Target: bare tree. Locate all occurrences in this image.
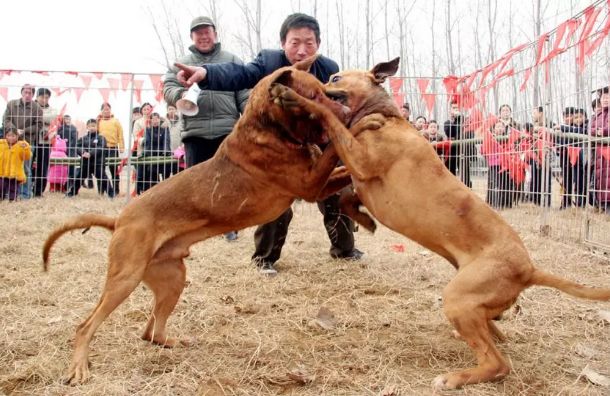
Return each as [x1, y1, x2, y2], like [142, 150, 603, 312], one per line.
[335, 0, 347, 68]
[365, 0, 372, 68]
[146, 2, 186, 69]
[445, 0, 456, 75]
[232, 0, 262, 60]
[431, 0, 438, 119]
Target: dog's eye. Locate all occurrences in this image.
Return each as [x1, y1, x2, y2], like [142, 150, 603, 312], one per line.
[331, 75, 342, 83]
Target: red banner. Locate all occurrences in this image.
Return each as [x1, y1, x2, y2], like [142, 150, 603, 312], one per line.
[576, 5, 602, 71]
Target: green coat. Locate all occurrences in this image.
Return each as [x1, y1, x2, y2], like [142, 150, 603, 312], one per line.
[164, 43, 249, 141]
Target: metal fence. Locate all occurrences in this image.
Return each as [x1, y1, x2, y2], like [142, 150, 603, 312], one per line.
[1, 0, 609, 255]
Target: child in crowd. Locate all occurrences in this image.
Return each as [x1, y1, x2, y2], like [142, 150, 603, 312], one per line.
[0, 127, 32, 201]
[66, 119, 114, 197]
[47, 135, 69, 192]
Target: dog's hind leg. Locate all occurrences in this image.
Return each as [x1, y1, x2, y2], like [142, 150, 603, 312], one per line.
[433, 269, 511, 389]
[339, 188, 376, 232]
[65, 235, 149, 384]
[141, 257, 188, 347]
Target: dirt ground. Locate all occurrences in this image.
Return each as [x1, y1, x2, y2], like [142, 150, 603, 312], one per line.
[0, 191, 609, 395]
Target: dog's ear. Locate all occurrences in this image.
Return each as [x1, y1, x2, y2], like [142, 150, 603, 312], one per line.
[270, 69, 293, 87]
[370, 57, 400, 84]
[293, 54, 320, 72]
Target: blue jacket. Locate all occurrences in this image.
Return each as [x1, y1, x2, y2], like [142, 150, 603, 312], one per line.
[199, 49, 340, 91]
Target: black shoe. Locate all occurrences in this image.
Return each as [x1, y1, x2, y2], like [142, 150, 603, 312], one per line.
[331, 248, 364, 260]
[224, 231, 238, 241]
[253, 258, 277, 276]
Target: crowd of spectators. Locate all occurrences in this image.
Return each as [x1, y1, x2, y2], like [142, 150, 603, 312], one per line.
[0, 84, 184, 200]
[403, 85, 610, 213]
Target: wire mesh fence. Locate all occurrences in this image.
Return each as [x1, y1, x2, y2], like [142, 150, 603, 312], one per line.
[1, 0, 609, 256]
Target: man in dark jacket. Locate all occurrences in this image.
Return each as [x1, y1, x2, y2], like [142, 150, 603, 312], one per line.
[66, 119, 114, 197]
[444, 101, 472, 188]
[175, 13, 363, 275]
[164, 15, 249, 241]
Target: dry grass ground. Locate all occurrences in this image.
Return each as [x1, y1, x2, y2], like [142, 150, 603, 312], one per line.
[0, 190, 609, 395]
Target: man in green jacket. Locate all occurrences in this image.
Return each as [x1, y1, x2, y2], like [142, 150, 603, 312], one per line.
[164, 16, 249, 241]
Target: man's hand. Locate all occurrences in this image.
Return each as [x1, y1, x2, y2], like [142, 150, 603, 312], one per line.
[82, 152, 91, 159]
[174, 63, 207, 88]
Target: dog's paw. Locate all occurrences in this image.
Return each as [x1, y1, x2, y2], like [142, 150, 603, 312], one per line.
[63, 359, 91, 385]
[269, 83, 299, 109]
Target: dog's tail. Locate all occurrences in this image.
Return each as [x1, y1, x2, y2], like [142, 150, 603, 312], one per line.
[43, 214, 116, 271]
[528, 269, 610, 301]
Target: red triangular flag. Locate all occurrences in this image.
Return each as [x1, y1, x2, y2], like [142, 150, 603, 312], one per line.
[72, 87, 85, 103]
[133, 79, 144, 103]
[416, 78, 430, 93]
[99, 88, 111, 103]
[80, 74, 92, 89]
[93, 72, 104, 80]
[107, 77, 120, 92]
[154, 80, 164, 102]
[422, 93, 436, 113]
[65, 71, 79, 76]
[576, 6, 602, 71]
[149, 74, 162, 90]
[121, 73, 132, 90]
[388, 77, 403, 93]
[33, 71, 50, 76]
[443, 75, 459, 96]
[0, 87, 8, 102]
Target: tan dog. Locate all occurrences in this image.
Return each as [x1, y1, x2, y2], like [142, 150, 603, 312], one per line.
[42, 57, 362, 384]
[270, 57, 610, 390]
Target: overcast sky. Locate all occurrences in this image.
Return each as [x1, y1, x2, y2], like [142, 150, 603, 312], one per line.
[0, 0, 164, 74]
[0, 0, 604, 133]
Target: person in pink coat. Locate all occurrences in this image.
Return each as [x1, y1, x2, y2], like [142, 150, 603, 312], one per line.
[47, 135, 69, 192]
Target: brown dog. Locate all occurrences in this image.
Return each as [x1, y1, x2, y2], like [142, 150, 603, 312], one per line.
[42, 57, 363, 384]
[270, 58, 610, 390]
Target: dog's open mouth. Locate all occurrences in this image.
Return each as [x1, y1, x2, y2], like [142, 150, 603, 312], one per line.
[325, 89, 347, 106]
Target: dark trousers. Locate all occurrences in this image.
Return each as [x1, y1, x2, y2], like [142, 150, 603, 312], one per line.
[528, 160, 552, 207]
[486, 165, 514, 209]
[183, 135, 227, 167]
[68, 159, 114, 197]
[33, 143, 50, 196]
[0, 177, 19, 201]
[137, 161, 171, 194]
[446, 146, 472, 188]
[252, 191, 356, 264]
[106, 147, 121, 195]
[559, 148, 586, 207]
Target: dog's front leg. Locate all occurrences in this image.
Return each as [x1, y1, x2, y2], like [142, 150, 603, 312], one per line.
[316, 165, 352, 200]
[297, 143, 342, 202]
